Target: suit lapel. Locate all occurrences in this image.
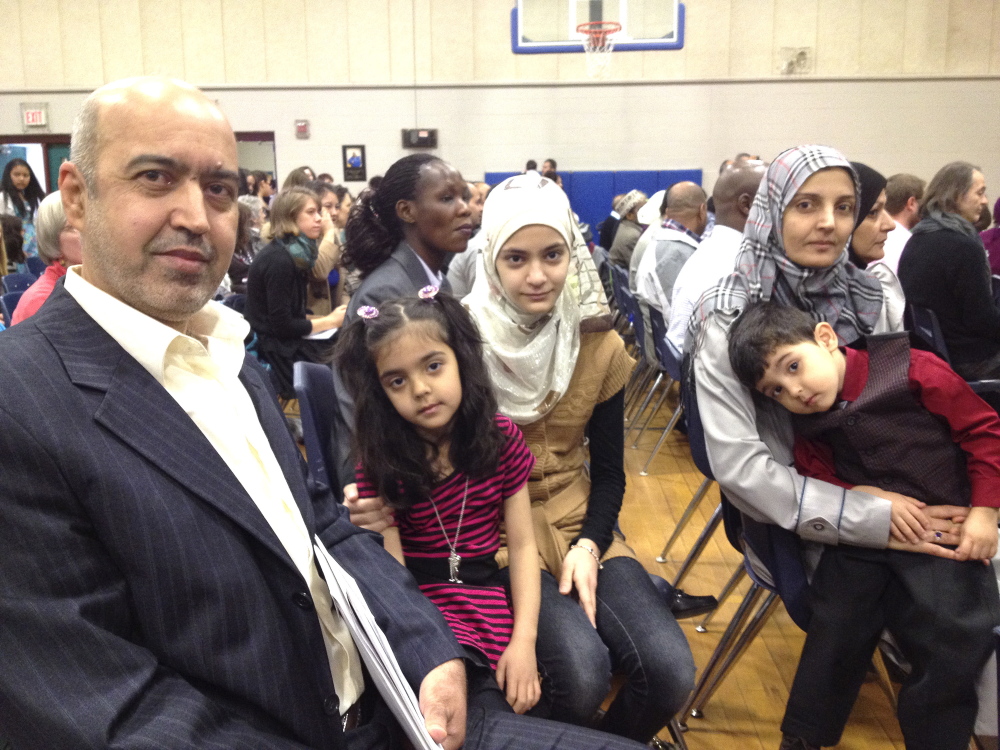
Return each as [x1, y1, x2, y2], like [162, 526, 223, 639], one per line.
[393, 242, 453, 294]
[36, 287, 297, 570]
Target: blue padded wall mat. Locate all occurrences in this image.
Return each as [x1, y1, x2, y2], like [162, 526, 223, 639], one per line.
[482, 169, 703, 246]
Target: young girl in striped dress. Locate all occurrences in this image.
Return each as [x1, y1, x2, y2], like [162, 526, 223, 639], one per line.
[335, 288, 542, 715]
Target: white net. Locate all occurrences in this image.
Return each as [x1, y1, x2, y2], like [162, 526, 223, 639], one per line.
[579, 22, 619, 79]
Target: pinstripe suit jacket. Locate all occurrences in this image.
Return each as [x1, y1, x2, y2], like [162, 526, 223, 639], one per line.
[0, 286, 463, 749]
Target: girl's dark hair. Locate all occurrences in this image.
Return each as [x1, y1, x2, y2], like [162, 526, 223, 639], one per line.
[1, 159, 45, 218]
[332, 184, 350, 202]
[335, 292, 506, 509]
[343, 153, 443, 278]
[0, 214, 26, 264]
[235, 201, 253, 251]
[304, 179, 335, 198]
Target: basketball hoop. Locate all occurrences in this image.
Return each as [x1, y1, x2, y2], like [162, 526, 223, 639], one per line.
[577, 21, 621, 79]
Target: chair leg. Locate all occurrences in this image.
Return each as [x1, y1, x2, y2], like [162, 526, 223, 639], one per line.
[670, 502, 721, 589]
[625, 373, 663, 442]
[638, 403, 685, 476]
[666, 717, 689, 750]
[695, 565, 747, 633]
[625, 373, 667, 445]
[624, 359, 649, 403]
[871, 648, 898, 708]
[625, 367, 654, 421]
[656, 477, 713, 562]
[678, 581, 765, 728]
[629, 377, 673, 449]
[687, 591, 781, 719]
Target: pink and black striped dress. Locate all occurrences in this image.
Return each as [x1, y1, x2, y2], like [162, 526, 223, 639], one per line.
[356, 415, 535, 669]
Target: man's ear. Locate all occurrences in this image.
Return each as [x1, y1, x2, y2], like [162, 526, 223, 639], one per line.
[59, 162, 87, 233]
[738, 192, 753, 217]
[906, 195, 919, 214]
[814, 321, 839, 352]
[396, 198, 417, 226]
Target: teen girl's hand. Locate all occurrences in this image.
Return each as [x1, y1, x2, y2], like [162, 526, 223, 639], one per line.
[559, 539, 601, 627]
[955, 506, 999, 563]
[495, 637, 541, 714]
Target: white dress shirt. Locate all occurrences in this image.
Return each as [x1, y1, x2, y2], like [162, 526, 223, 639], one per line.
[64, 267, 364, 710]
[666, 224, 744, 353]
[881, 223, 912, 276]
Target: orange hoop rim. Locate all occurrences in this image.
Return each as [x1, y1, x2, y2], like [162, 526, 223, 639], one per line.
[577, 20, 622, 47]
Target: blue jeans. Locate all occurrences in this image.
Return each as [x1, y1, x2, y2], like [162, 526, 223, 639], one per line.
[529, 557, 696, 743]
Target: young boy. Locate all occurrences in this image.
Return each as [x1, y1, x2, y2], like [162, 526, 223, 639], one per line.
[728, 301, 1000, 750]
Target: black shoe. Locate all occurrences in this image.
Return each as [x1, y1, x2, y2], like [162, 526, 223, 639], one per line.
[669, 589, 718, 620]
[779, 735, 821, 750]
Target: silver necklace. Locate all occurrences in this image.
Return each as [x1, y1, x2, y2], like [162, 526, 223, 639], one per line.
[427, 477, 470, 583]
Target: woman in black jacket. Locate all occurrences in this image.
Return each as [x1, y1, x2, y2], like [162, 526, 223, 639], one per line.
[246, 186, 345, 397]
[898, 161, 998, 380]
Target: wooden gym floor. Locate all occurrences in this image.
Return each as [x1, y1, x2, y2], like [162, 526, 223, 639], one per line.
[621, 388, 908, 750]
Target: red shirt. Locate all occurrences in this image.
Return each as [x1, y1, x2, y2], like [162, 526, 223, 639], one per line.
[11, 263, 67, 325]
[794, 346, 1000, 508]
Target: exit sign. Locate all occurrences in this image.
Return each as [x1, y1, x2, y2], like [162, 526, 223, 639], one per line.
[20, 103, 48, 131]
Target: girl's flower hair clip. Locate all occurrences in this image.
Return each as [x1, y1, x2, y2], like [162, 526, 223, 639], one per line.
[357, 305, 379, 320]
[418, 285, 440, 301]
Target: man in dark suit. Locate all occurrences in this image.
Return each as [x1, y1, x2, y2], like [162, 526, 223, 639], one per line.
[0, 77, 645, 750]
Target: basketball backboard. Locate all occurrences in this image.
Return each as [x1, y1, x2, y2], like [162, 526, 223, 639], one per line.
[511, 0, 685, 54]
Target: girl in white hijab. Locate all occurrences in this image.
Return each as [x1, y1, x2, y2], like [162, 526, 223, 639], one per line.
[465, 172, 695, 744]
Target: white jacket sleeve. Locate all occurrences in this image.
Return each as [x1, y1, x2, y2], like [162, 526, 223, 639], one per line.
[693, 311, 892, 548]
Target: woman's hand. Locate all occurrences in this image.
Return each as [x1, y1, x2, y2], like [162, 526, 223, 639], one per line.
[559, 539, 600, 627]
[495, 637, 541, 714]
[326, 304, 347, 330]
[855, 485, 931, 544]
[955, 506, 999, 563]
[343, 484, 394, 532]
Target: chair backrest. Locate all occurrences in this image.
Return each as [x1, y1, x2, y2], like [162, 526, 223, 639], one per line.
[648, 307, 682, 381]
[905, 304, 951, 365]
[619, 285, 649, 357]
[610, 264, 630, 314]
[293, 361, 340, 495]
[25, 256, 46, 277]
[0, 291, 24, 322]
[2, 273, 36, 293]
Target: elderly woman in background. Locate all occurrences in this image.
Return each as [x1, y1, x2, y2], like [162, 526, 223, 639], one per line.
[11, 192, 82, 324]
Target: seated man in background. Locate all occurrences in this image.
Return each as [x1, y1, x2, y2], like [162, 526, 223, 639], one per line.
[667, 161, 766, 353]
[898, 161, 1000, 381]
[628, 189, 667, 292]
[10, 190, 83, 324]
[882, 173, 925, 275]
[635, 181, 706, 319]
[598, 193, 625, 251]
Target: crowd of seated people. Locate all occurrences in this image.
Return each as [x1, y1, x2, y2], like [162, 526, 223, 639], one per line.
[3, 74, 1000, 750]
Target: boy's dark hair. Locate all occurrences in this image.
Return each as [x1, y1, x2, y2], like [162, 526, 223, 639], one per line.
[728, 302, 818, 389]
[335, 292, 506, 509]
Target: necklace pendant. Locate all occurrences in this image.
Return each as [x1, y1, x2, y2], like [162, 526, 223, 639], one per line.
[448, 551, 462, 583]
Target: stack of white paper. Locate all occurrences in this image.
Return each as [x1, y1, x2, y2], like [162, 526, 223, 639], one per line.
[313, 542, 443, 750]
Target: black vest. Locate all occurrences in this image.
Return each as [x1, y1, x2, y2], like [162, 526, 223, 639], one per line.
[793, 333, 970, 507]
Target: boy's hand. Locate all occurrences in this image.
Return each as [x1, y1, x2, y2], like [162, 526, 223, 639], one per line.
[955, 506, 999, 562]
[495, 637, 541, 714]
[854, 485, 929, 543]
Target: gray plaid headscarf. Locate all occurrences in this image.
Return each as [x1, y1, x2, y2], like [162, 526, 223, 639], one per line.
[688, 144, 884, 351]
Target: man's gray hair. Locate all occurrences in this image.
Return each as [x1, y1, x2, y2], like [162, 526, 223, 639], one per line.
[34, 191, 68, 264]
[921, 161, 980, 218]
[70, 93, 102, 195]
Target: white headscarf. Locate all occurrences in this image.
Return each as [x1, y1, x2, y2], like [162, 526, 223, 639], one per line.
[465, 173, 611, 424]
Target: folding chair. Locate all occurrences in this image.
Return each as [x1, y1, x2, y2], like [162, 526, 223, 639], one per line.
[1, 272, 36, 293]
[293, 361, 343, 499]
[0, 291, 24, 322]
[905, 305, 1000, 398]
[634, 308, 686, 476]
[25, 256, 46, 277]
